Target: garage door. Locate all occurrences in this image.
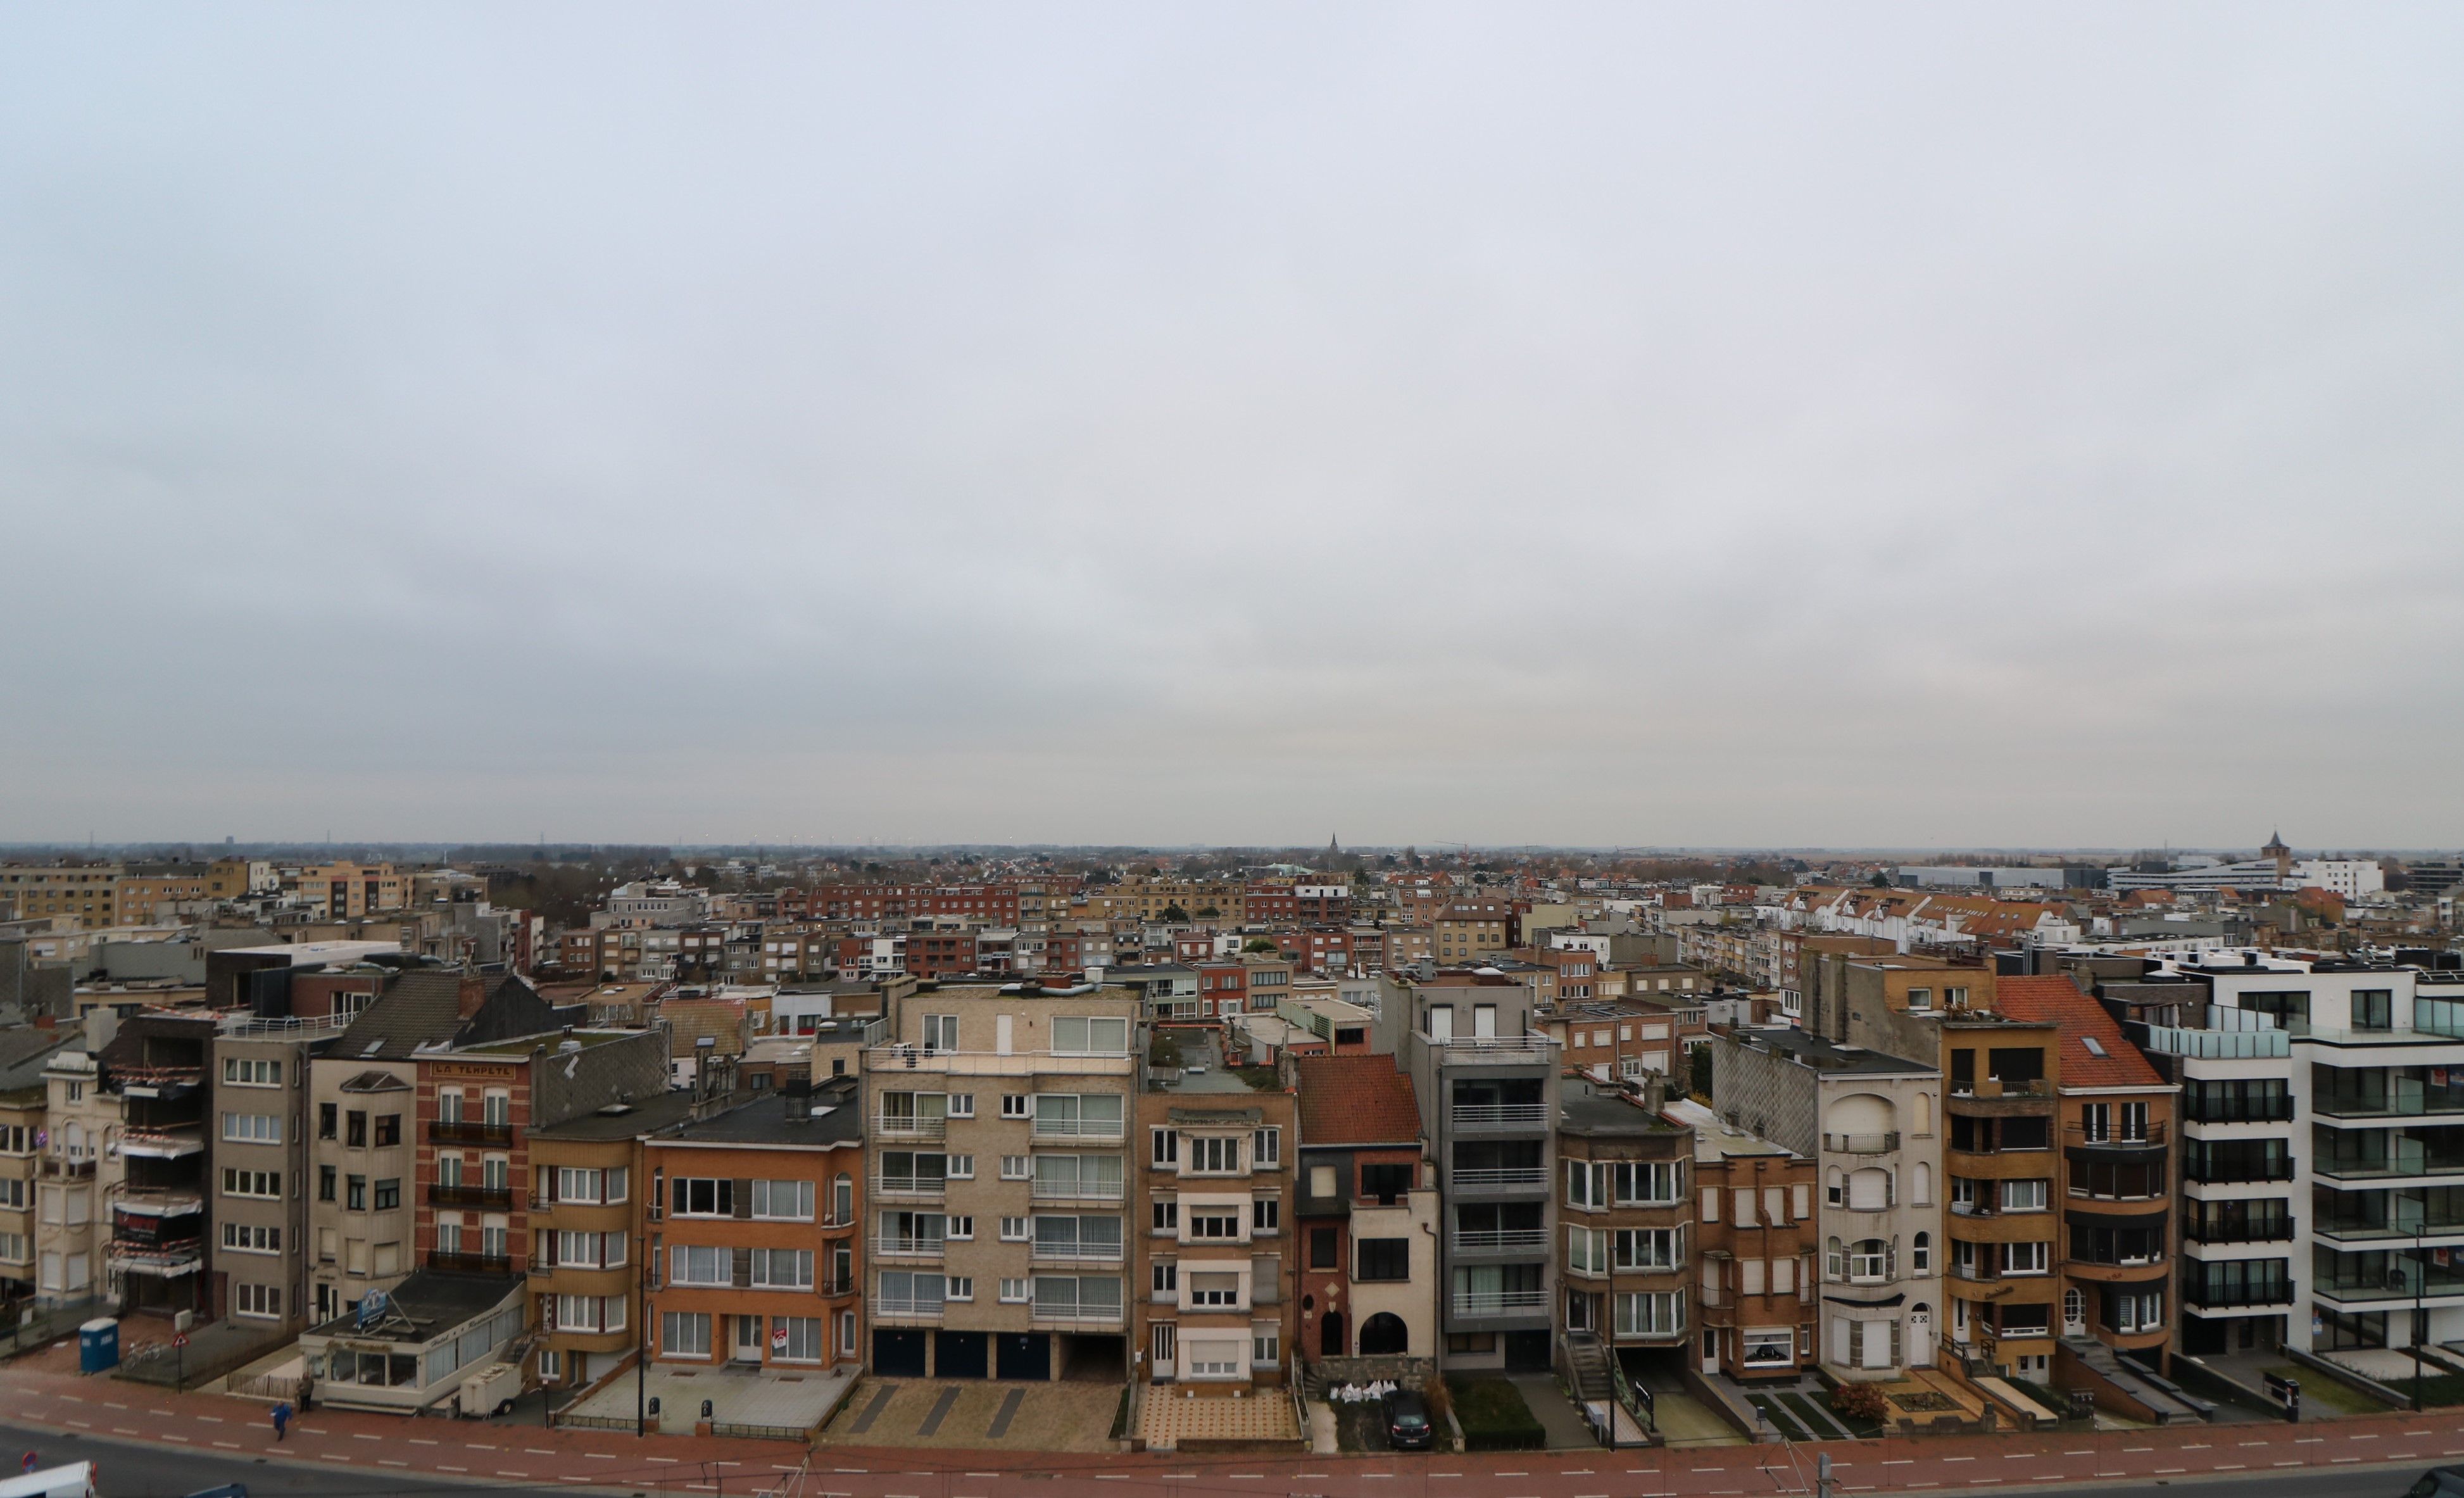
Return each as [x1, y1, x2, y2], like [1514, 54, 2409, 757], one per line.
[996, 1331, 1050, 1380]
[873, 1329, 927, 1378]
[935, 1331, 989, 1379]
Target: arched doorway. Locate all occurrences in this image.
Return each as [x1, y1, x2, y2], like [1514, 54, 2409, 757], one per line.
[1358, 1312, 1408, 1356]
[1320, 1311, 1345, 1357]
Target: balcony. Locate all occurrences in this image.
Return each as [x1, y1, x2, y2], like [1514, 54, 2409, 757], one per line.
[2184, 1281, 2296, 1310]
[1452, 1104, 1550, 1131]
[2065, 1122, 2168, 1151]
[428, 1250, 514, 1275]
[1030, 1117, 1128, 1143]
[1824, 1131, 1901, 1155]
[873, 1173, 948, 1200]
[819, 1275, 857, 1297]
[1452, 1228, 1549, 1254]
[1450, 1167, 1548, 1195]
[2188, 1218, 2294, 1244]
[427, 1183, 513, 1210]
[864, 1045, 1133, 1078]
[872, 1295, 946, 1322]
[1029, 1178, 1126, 1203]
[2142, 1025, 2289, 1061]
[429, 1120, 514, 1146]
[108, 1238, 203, 1277]
[1028, 1240, 1126, 1265]
[872, 1235, 947, 1260]
[1450, 1288, 1549, 1317]
[38, 1156, 96, 1180]
[873, 1113, 947, 1141]
[1030, 1300, 1126, 1326]
[2186, 1098, 2296, 1124]
[1428, 1034, 1556, 1066]
[119, 1129, 204, 1160]
[2185, 1156, 2296, 1185]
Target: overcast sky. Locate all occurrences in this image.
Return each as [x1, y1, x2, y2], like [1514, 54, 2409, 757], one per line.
[3, 4, 2460, 852]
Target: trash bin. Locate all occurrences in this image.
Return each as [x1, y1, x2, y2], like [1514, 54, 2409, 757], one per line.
[79, 1318, 120, 1374]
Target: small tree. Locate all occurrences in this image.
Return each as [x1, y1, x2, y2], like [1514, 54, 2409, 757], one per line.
[1830, 1381, 1889, 1425]
[1688, 1045, 1714, 1103]
[1194, 905, 1219, 919]
[1161, 903, 1190, 923]
[1243, 936, 1279, 954]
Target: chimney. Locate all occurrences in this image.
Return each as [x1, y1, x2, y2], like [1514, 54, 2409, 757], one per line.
[457, 973, 487, 1018]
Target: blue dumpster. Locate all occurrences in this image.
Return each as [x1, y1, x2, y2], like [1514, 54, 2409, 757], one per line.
[79, 1318, 119, 1373]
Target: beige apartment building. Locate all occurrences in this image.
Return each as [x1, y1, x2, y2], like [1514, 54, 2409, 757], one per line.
[211, 1013, 344, 1332]
[0, 1031, 73, 1299]
[34, 1048, 113, 1307]
[291, 864, 409, 921]
[0, 867, 124, 930]
[863, 979, 1140, 1380]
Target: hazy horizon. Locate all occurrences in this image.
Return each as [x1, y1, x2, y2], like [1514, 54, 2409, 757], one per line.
[5, 4, 2460, 848]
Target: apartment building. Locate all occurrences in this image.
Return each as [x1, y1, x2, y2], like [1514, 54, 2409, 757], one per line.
[291, 862, 408, 920]
[642, 1078, 866, 1377]
[1995, 978, 2178, 1369]
[862, 979, 1140, 1380]
[1714, 1027, 1941, 1382]
[1134, 1033, 1297, 1392]
[34, 1046, 110, 1307]
[1292, 1054, 1436, 1364]
[101, 1012, 216, 1320]
[0, 866, 124, 930]
[1434, 902, 1512, 965]
[1556, 1076, 1691, 1390]
[0, 1029, 74, 1300]
[1545, 1000, 1689, 1080]
[1378, 969, 1561, 1371]
[210, 1011, 346, 1333]
[309, 970, 560, 1321]
[1665, 1097, 1816, 1381]
[414, 1026, 669, 1283]
[522, 1086, 686, 1388]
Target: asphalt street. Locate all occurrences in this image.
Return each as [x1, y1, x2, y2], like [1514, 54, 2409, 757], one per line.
[3, 1419, 2448, 1498]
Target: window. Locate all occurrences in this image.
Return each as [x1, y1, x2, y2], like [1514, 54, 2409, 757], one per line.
[222, 1112, 281, 1144]
[1002, 1155, 1031, 1181]
[437, 1090, 465, 1124]
[1253, 1327, 1280, 1364]
[2106, 1287, 2164, 1334]
[1188, 1211, 1242, 1240]
[921, 1014, 959, 1052]
[483, 1092, 510, 1127]
[234, 1283, 281, 1319]
[947, 1093, 976, 1119]
[318, 1165, 336, 1202]
[1189, 1271, 1241, 1307]
[558, 1168, 603, 1204]
[2005, 1241, 2049, 1275]
[752, 1249, 814, 1289]
[223, 1168, 280, 1199]
[1252, 1128, 1280, 1166]
[1309, 1227, 1338, 1270]
[1741, 1329, 1794, 1367]
[1252, 1198, 1279, 1232]
[1847, 1238, 1889, 1282]
[753, 1180, 815, 1220]
[1004, 1095, 1033, 1119]
[1152, 1261, 1178, 1295]
[1357, 1238, 1411, 1281]
[1050, 1016, 1129, 1055]
[1001, 1278, 1029, 1303]
[1614, 1228, 1680, 1270]
[2353, 989, 2394, 1031]
[1911, 1231, 1930, 1275]
[222, 1222, 280, 1253]
[772, 1316, 822, 1361]
[223, 1057, 280, 1086]
[662, 1311, 712, 1356]
[1615, 1292, 1684, 1337]
[1359, 1162, 1413, 1201]
[1188, 1136, 1241, 1173]
[374, 1178, 400, 1211]
[670, 1245, 729, 1285]
[673, 1178, 736, 1216]
[1905, 988, 1932, 1012]
[1151, 1200, 1178, 1232]
[346, 1111, 366, 1147]
[318, 1103, 337, 1140]
[947, 1215, 974, 1240]
[2001, 1179, 2048, 1212]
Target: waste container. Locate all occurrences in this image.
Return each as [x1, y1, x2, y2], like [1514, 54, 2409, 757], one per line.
[79, 1319, 120, 1374]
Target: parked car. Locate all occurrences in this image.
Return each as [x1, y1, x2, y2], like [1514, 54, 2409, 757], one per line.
[1385, 1389, 1435, 1451]
[2404, 1470, 2464, 1498]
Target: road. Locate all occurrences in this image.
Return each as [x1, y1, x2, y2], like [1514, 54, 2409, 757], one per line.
[3, 1419, 2448, 1498]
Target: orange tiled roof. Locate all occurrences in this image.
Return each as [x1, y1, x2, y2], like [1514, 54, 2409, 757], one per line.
[1293, 1054, 1422, 1146]
[1994, 976, 2161, 1089]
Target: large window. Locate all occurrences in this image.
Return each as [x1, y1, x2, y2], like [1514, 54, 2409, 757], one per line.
[753, 1180, 815, 1220]
[1050, 1016, 1130, 1055]
[1356, 1238, 1411, 1281]
[662, 1311, 712, 1356]
[671, 1177, 735, 1216]
[1034, 1215, 1123, 1257]
[222, 1112, 281, 1144]
[1568, 1160, 1683, 1207]
[1616, 1292, 1684, 1336]
[752, 1249, 813, 1289]
[670, 1244, 729, 1285]
[771, 1316, 822, 1361]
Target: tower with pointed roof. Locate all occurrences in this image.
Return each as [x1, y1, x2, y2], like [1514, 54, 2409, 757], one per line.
[2262, 830, 2292, 883]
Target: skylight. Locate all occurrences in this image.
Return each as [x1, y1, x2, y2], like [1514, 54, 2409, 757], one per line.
[2082, 1036, 2108, 1057]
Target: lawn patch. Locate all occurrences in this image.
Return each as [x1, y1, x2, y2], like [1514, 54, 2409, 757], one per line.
[1443, 1374, 1547, 1452]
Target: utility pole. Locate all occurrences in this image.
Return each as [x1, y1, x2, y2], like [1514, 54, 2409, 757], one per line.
[1816, 1452, 1836, 1497]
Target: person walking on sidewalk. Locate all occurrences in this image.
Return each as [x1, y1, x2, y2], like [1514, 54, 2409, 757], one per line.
[271, 1402, 292, 1442]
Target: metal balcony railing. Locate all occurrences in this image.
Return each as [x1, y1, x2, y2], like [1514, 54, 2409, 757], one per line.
[1029, 1300, 1126, 1325]
[1451, 1167, 1547, 1192]
[2065, 1122, 2169, 1149]
[1452, 1228, 1548, 1252]
[871, 1295, 945, 1319]
[1451, 1288, 1549, 1315]
[428, 1183, 513, 1209]
[873, 1173, 948, 1197]
[1029, 1178, 1126, 1201]
[1823, 1131, 1901, 1154]
[429, 1120, 513, 1145]
[872, 1113, 947, 1140]
[1029, 1116, 1127, 1140]
[872, 1235, 946, 1259]
[1452, 1104, 1550, 1129]
[1428, 1034, 1556, 1064]
[1029, 1240, 1126, 1263]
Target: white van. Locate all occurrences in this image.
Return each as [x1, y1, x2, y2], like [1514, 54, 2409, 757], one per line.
[0, 1464, 99, 1498]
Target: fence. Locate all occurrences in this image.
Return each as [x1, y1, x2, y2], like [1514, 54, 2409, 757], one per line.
[0, 1297, 108, 1359]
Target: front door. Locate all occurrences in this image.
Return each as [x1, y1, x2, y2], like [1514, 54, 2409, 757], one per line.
[1909, 1306, 1933, 1368]
[2063, 1288, 2087, 1338]
[1150, 1323, 1176, 1381]
[734, 1314, 764, 1363]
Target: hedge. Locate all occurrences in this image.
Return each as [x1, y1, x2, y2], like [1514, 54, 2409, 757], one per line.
[1443, 1374, 1547, 1452]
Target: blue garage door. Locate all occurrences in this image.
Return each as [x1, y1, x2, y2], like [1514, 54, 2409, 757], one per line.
[996, 1331, 1050, 1380]
[873, 1329, 928, 1378]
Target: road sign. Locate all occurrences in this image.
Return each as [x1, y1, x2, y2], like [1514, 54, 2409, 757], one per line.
[172, 1333, 188, 1349]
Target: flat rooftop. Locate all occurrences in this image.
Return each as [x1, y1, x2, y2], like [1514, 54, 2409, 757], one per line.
[1730, 1026, 1935, 1076]
[1558, 1075, 1683, 1133]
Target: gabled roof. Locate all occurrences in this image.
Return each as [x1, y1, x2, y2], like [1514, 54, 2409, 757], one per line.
[1293, 1055, 1421, 1146]
[1995, 975, 2162, 1089]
